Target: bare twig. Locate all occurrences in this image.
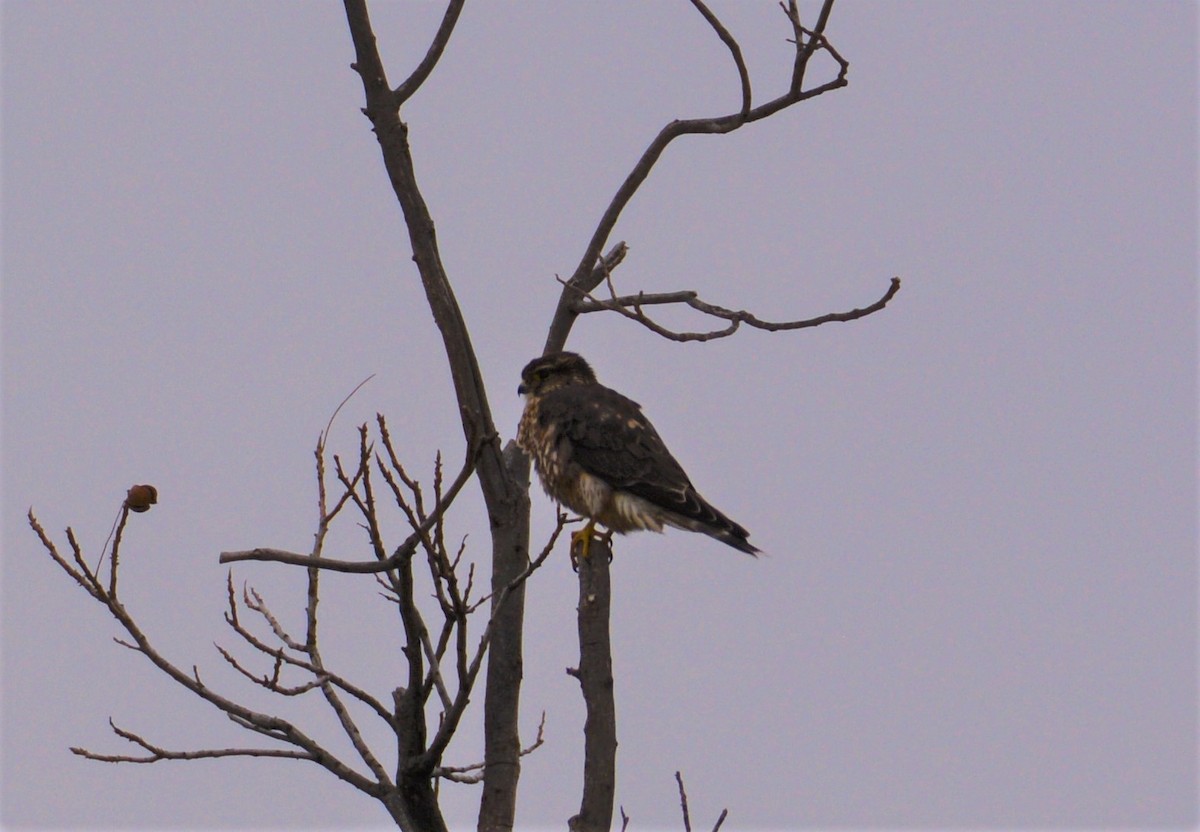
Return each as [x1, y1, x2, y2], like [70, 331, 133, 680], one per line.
[393, 0, 465, 104]
[688, 0, 751, 120]
[469, 510, 569, 614]
[677, 771, 693, 832]
[418, 511, 561, 769]
[221, 585, 394, 726]
[570, 276, 902, 342]
[213, 643, 329, 696]
[676, 771, 729, 832]
[433, 711, 547, 784]
[27, 511, 99, 600]
[71, 719, 316, 764]
[219, 433, 480, 572]
[243, 585, 305, 651]
[542, 0, 854, 361]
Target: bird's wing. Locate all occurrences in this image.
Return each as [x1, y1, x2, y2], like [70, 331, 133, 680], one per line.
[538, 384, 710, 518]
[538, 382, 759, 555]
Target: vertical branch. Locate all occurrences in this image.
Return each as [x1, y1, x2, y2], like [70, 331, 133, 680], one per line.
[478, 444, 531, 832]
[342, 5, 531, 828]
[568, 538, 616, 832]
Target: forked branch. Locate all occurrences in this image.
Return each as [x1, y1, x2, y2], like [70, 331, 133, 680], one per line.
[558, 0, 847, 313]
[676, 771, 729, 832]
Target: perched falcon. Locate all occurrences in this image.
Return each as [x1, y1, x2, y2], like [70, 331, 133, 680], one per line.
[517, 351, 760, 558]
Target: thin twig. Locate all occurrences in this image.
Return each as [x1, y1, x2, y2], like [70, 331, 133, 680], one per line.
[71, 719, 316, 764]
[393, 0, 465, 104]
[219, 433, 480, 572]
[689, 0, 751, 119]
[569, 276, 901, 342]
[433, 710, 547, 783]
[677, 771, 693, 832]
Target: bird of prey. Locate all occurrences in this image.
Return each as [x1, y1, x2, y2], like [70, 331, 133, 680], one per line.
[517, 351, 760, 559]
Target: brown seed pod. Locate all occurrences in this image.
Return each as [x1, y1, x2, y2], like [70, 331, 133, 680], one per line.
[125, 484, 158, 513]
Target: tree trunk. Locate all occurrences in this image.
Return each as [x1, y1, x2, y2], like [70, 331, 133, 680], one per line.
[569, 538, 616, 832]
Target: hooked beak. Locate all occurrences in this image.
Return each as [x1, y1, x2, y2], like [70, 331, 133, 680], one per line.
[517, 383, 527, 396]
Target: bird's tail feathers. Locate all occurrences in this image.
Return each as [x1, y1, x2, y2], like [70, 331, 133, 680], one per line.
[663, 498, 761, 557]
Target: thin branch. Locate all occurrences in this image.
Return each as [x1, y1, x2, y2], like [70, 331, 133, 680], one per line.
[27, 511, 99, 599]
[544, 242, 629, 355]
[243, 585, 305, 651]
[432, 710, 547, 784]
[33, 515, 385, 795]
[688, 0, 751, 120]
[793, 0, 837, 92]
[468, 510, 569, 614]
[214, 643, 329, 696]
[675, 771, 729, 832]
[218, 616, 395, 728]
[394, 0, 465, 104]
[553, 0, 849, 348]
[418, 518, 561, 768]
[219, 435, 480, 572]
[677, 771, 693, 832]
[106, 506, 131, 597]
[419, 623, 455, 713]
[67, 527, 101, 598]
[71, 719, 316, 764]
[570, 276, 901, 342]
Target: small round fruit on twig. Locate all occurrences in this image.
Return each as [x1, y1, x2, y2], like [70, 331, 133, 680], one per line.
[125, 484, 158, 513]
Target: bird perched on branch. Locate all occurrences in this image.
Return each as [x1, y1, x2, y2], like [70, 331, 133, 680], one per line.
[517, 351, 760, 560]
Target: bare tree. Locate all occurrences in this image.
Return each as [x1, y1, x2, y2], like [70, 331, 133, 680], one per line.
[30, 2, 898, 831]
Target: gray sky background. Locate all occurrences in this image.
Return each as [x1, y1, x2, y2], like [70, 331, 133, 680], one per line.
[2, 2, 1196, 830]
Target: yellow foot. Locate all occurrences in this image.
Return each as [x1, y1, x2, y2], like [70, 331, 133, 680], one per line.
[570, 522, 613, 571]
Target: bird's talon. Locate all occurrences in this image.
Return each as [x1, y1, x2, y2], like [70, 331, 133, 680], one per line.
[570, 522, 597, 569]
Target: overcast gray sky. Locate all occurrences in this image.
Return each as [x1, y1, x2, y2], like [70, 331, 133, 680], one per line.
[3, 2, 1196, 830]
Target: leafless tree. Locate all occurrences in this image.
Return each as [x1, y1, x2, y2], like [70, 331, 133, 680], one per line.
[30, 2, 898, 831]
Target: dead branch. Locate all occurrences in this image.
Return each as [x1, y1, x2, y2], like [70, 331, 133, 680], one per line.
[219, 428, 480, 572]
[675, 771, 729, 832]
[689, 0, 751, 120]
[677, 771, 692, 832]
[568, 536, 616, 832]
[569, 275, 902, 342]
[545, 0, 848, 357]
[469, 509, 569, 614]
[214, 642, 329, 696]
[27, 510, 100, 600]
[345, 9, 530, 825]
[31, 508, 384, 797]
[417, 507, 561, 769]
[433, 711, 547, 784]
[72, 719, 316, 764]
[393, 0, 464, 104]
[243, 585, 305, 651]
[221, 579, 394, 726]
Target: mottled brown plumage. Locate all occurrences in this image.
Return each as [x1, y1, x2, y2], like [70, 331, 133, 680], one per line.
[517, 351, 759, 556]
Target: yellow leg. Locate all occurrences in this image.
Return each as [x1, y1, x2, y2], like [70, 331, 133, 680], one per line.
[570, 521, 614, 570]
[570, 520, 596, 570]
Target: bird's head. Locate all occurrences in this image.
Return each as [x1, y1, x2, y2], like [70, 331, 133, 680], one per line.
[518, 351, 597, 397]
